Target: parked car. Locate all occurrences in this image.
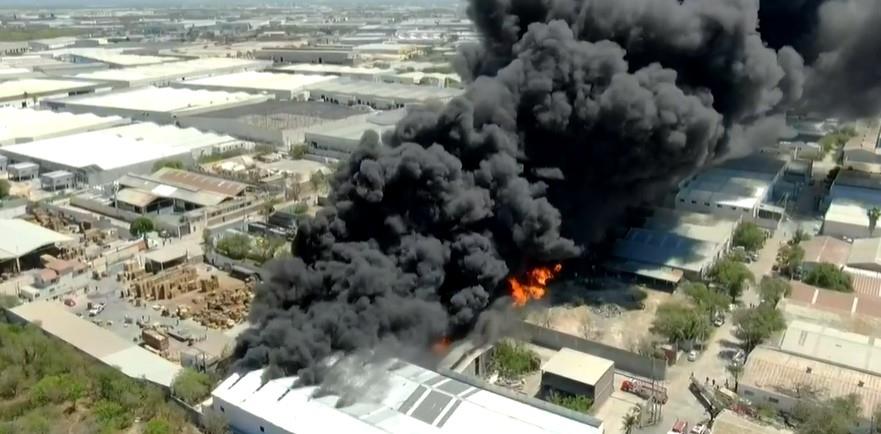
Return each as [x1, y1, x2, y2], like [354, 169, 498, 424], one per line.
[732, 350, 746, 365]
[690, 422, 710, 434]
[687, 350, 698, 362]
[713, 315, 725, 327]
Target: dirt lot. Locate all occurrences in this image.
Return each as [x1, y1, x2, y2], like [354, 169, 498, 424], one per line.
[525, 277, 674, 351]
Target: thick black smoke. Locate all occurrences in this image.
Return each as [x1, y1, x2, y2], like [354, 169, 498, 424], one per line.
[233, 0, 873, 382]
[759, 0, 881, 117]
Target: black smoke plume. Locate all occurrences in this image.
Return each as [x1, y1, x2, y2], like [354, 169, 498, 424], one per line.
[233, 0, 872, 382]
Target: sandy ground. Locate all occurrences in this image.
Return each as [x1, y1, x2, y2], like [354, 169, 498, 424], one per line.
[526, 278, 674, 351]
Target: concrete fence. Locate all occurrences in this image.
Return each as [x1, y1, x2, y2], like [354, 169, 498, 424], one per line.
[516, 321, 667, 380]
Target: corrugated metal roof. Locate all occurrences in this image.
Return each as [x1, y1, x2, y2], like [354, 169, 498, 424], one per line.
[117, 173, 228, 207]
[213, 362, 604, 434]
[116, 188, 158, 208]
[152, 167, 249, 197]
[0, 218, 73, 260]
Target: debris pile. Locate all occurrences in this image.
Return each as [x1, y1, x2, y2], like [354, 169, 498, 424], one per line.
[193, 282, 253, 329]
[121, 261, 202, 300]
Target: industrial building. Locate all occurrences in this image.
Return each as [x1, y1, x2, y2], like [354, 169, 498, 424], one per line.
[675, 154, 788, 226]
[307, 78, 462, 109]
[0, 123, 249, 185]
[179, 100, 363, 148]
[271, 63, 396, 81]
[114, 168, 250, 214]
[539, 348, 615, 408]
[44, 86, 272, 124]
[823, 170, 881, 239]
[8, 301, 182, 387]
[304, 110, 404, 161]
[353, 42, 426, 61]
[256, 46, 355, 65]
[63, 50, 182, 68]
[8, 162, 39, 181]
[212, 363, 605, 434]
[0, 218, 74, 272]
[40, 170, 76, 191]
[0, 107, 128, 146]
[0, 78, 108, 108]
[73, 58, 271, 87]
[842, 120, 881, 174]
[740, 323, 881, 432]
[609, 209, 737, 283]
[172, 71, 337, 100]
[0, 41, 29, 56]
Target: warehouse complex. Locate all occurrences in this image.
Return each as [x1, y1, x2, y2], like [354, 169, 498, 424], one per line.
[0, 78, 108, 108]
[308, 78, 462, 109]
[212, 363, 605, 434]
[271, 63, 396, 81]
[172, 71, 337, 100]
[304, 109, 404, 161]
[73, 57, 270, 87]
[43, 86, 272, 123]
[0, 107, 127, 145]
[0, 122, 249, 185]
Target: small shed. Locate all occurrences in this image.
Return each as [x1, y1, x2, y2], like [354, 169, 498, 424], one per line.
[40, 170, 75, 191]
[8, 161, 38, 181]
[540, 348, 615, 408]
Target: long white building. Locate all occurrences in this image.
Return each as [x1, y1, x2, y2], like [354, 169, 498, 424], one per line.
[0, 122, 250, 185]
[73, 57, 271, 87]
[212, 362, 604, 434]
[44, 86, 272, 124]
[0, 107, 127, 145]
[171, 71, 338, 100]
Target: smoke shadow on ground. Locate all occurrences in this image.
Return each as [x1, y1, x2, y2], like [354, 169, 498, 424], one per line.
[542, 278, 650, 311]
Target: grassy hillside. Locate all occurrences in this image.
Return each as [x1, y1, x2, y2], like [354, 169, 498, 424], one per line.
[0, 321, 201, 434]
[0, 27, 89, 42]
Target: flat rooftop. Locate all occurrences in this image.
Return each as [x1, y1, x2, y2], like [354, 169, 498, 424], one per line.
[178, 71, 337, 93]
[0, 107, 127, 144]
[9, 301, 182, 387]
[0, 78, 101, 101]
[779, 319, 881, 376]
[308, 78, 462, 102]
[47, 86, 269, 114]
[0, 218, 73, 261]
[272, 63, 395, 76]
[69, 50, 181, 67]
[541, 348, 613, 385]
[742, 346, 881, 420]
[214, 363, 604, 434]
[74, 57, 269, 84]
[1, 123, 239, 171]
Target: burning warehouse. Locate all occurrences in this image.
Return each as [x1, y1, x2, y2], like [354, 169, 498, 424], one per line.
[233, 0, 881, 400]
[211, 360, 605, 434]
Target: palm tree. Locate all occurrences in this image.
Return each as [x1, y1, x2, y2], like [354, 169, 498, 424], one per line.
[621, 406, 640, 434]
[869, 207, 881, 236]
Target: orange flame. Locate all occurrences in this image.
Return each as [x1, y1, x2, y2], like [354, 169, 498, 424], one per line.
[508, 264, 562, 306]
[432, 336, 452, 355]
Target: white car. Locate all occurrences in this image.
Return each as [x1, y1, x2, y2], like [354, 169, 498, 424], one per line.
[690, 423, 709, 434]
[687, 350, 698, 361]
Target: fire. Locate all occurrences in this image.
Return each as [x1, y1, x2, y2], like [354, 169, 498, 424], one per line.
[432, 336, 452, 355]
[508, 264, 562, 307]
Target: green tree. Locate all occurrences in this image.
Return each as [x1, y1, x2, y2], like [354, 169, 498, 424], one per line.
[825, 166, 841, 187]
[621, 406, 640, 434]
[734, 222, 766, 252]
[869, 207, 881, 236]
[732, 304, 786, 353]
[0, 179, 9, 200]
[253, 236, 285, 264]
[547, 391, 592, 413]
[791, 228, 811, 245]
[215, 233, 252, 260]
[152, 159, 184, 172]
[171, 368, 213, 405]
[290, 144, 308, 159]
[710, 259, 755, 301]
[804, 263, 853, 292]
[202, 410, 231, 434]
[777, 243, 805, 278]
[793, 394, 861, 434]
[489, 340, 540, 379]
[93, 399, 130, 431]
[759, 276, 791, 307]
[727, 362, 744, 392]
[651, 301, 711, 345]
[681, 281, 728, 316]
[310, 170, 328, 193]
[129, 217, 155, 238]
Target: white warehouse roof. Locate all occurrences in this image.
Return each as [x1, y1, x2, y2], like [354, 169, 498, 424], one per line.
[0, 219, 73, 260]
[0, 107, 127, 145]
[213, 363, 604, 434]
[47, 86, 270, 115]
[0, 78, 102, 102]
[272, 63, 395, 76]
[308, 78, 462, 103]
[74, 58, 270, 86]
[176, 71, 338, 94]
[1, 122, 240, 170]
[67, 49, 181, 67]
